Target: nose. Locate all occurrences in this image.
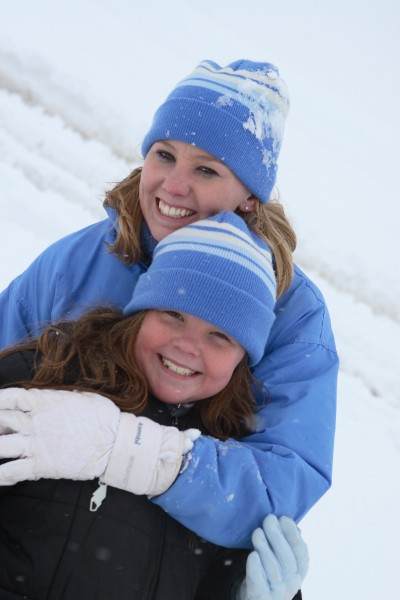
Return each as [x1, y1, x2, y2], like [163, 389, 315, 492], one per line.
[162, 167, 191, 197]
[173, 329, 201, 356]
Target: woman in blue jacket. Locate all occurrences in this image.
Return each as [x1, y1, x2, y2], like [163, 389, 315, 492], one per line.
[0, 213, 308, 599]
[0, 59, 338, 549]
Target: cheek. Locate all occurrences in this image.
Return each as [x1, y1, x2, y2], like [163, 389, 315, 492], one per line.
[208, 350, 243, 382]
[139, 172, 150, 203]
[135, 316, 170, 357]
[213, 185, 246, 212]
[139, 160, 157, 197]
[196, 191, 239, 217]
[132, 338, 145, 370]
[133, 322, 154, 367]
[138, 183, 147, 218]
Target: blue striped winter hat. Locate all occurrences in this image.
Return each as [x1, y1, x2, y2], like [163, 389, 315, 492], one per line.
[141, 59, 289, 204]
[124, 211, 276, 365]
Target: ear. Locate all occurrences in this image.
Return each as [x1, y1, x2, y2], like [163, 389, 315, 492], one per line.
[238, 197, 256, 213]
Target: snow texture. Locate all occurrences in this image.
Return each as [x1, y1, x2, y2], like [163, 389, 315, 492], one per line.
[0, 1, 399, 598]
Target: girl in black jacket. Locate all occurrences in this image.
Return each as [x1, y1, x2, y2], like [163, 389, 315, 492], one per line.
[0, 213, 307, 599]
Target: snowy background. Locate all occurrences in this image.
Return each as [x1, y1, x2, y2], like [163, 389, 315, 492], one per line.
[0, 1, 399, 598]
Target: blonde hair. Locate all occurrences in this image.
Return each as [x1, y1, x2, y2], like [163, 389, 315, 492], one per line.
[104, 167, 296, 297]
[0, 308, 259, 440]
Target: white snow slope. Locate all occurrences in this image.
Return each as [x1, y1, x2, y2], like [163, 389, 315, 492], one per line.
[0, 2, 399, 599]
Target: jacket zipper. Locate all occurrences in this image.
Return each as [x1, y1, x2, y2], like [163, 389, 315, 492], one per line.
[170, 403, 181, 426]
[89, 480, 108, 511]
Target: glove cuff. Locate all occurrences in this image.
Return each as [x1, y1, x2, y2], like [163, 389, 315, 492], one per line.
[101, 413, 195, 496]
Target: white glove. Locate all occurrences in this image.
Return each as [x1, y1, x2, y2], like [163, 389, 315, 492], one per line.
[0, 387, 200, 496]
[237, 515, 309, 600]
[100, 407, 200, 495]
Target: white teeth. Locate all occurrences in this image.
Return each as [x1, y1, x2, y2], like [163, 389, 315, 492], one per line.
[161, 357, 195, 376]
[159, 199, 194, 218]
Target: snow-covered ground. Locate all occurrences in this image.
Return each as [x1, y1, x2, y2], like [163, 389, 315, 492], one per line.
[1, 2, 399, 598]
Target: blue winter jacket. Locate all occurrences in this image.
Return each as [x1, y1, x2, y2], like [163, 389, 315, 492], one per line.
[0, 208, 338, 549]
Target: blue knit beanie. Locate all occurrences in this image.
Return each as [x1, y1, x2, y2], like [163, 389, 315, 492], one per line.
[124, 211, 276, 366]
[141, 59, 289, 204]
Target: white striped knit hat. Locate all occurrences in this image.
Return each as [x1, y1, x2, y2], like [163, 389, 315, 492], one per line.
[124, 211, 276, 365]
[141, 59, 289, 204]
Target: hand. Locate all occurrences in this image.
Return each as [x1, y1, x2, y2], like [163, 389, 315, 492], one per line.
[237, 515, 309, 600]
[0, 387, 200, 495]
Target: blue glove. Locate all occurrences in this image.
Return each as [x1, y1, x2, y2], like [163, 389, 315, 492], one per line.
[237, 515, 309, 600]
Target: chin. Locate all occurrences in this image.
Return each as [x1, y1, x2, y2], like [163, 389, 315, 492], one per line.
[161, 397, 191, 405]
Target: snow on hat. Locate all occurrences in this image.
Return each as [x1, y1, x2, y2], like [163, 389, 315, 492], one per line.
[124, 211, 276, 366]
[141, 59, 289, 204]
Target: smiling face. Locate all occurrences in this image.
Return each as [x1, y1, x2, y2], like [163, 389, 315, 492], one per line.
[139, 140, 255, 241]
[133, 310, 246, 405]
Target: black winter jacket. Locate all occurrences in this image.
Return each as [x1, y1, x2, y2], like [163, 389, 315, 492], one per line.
[0, 350, 249, 600]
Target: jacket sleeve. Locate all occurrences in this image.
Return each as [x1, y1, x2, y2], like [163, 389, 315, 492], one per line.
[0, 216, 141, 350]
[152, 269, 338, 549]
[0, 256, 60, 349]
[0, 227, 97, 349]
[0, 219, 86, 349]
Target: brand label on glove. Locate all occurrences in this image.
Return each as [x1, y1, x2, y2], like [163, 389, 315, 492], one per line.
[134, 423, 143, 445]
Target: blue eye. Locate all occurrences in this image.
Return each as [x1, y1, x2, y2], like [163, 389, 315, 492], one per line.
[197, 166, 218, 176]
[211, 331, 231, 343]
[156, 150, 175, 162]
[163, 310, 183, 321]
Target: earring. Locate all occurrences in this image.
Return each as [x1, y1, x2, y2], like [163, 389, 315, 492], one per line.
[240, 199, 254, 213]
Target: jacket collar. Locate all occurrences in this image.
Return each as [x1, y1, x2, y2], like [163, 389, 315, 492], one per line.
[105, 206, 158, 266]
[140, 221, 158, 265]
